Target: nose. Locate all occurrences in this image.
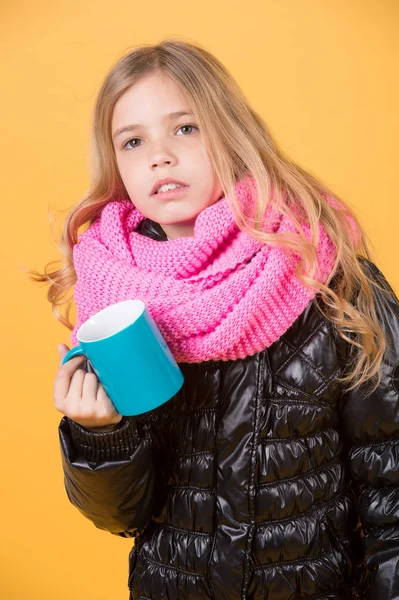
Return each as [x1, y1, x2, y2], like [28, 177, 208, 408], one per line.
[150, 145, 176, 169]
[151, 154, 175, 168]
[151, 158, 172, 168]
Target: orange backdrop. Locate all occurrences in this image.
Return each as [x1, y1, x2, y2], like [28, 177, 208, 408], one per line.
[1, 1, 398, 598]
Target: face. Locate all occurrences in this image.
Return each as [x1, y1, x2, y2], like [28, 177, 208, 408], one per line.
[111, 71, 223, 239]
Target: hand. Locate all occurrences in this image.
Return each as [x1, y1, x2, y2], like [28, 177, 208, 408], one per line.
[54, 344, 123, 431]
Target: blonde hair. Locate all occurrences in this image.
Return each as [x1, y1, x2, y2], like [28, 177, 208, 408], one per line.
[25, 38, 395, 395]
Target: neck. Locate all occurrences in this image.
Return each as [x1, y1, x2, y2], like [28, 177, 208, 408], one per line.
[161, 222, 195, 239]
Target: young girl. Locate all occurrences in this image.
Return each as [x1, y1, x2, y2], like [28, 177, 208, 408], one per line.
[30, 39, 399, 600]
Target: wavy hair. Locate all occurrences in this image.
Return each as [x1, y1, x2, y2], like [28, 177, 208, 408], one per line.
[25, 37, 395, 395]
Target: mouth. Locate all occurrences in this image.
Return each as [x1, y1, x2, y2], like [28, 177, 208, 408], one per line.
[151, 185, 190, 200]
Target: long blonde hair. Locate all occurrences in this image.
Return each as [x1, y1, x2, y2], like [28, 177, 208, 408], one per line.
[25, 38, 396, 395]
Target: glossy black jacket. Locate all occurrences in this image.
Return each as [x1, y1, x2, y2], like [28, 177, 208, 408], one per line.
[58, 218, 399, 600]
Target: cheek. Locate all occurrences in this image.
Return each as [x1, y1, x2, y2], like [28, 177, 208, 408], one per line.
[190, 156, 216, 188]
[184, 143, 209, 166]
[197, 146, 212, 167]
[119, 161, 144, 189]
[116, 157, 130, 181]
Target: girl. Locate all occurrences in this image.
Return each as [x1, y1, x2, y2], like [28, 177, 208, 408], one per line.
[29, 39, 399, 600]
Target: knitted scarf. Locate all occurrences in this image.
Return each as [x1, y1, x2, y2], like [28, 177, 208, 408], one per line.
[71, 176, 347, 363]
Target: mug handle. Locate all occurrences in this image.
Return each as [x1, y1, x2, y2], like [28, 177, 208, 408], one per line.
[61, 344, 86, 365]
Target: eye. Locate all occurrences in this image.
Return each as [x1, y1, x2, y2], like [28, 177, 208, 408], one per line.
[176, 124, 199, 136]
[121, 123, 199, 150]
[122, 137, 142, 150]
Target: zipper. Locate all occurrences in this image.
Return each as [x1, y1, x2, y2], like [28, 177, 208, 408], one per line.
[324, 516, 353, 574]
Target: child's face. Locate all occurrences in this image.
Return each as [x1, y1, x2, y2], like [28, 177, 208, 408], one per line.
[111, 71, 223, 239]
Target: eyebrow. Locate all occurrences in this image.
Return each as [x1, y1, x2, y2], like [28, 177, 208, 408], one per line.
[112, 111, 195, 140]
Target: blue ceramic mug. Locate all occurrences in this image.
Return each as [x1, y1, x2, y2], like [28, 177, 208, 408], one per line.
[61, 300, 184, 416]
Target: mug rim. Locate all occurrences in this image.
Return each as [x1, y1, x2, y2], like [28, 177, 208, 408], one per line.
[77, 299, 145, 343]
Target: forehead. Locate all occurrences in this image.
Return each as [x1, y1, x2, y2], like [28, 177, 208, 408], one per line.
[111, 73, 193, 134]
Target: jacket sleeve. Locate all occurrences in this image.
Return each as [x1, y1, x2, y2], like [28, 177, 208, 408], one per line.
[58, 413, 157, 538]
[339, 257, 399, 600]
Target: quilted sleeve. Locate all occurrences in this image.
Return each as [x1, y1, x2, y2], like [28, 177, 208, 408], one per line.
[339, 257, 399, 600]
[58, 413, 156, 538]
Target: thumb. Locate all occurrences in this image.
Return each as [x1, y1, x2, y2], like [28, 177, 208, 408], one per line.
[57, 343, 70, 363]
[57, 343, 86, 367]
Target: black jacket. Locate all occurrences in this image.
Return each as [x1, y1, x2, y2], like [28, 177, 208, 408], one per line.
[59, 218, 399, 600]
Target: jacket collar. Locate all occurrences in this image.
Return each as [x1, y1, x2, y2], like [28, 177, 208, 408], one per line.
[137, 218, 168, 241]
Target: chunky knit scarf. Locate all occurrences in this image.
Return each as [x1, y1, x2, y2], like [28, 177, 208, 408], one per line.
[71, 176, 346, 363]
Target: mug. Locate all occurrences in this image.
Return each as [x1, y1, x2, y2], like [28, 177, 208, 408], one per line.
[61, 300, 184, 416]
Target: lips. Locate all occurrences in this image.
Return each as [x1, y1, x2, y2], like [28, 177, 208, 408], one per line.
[151, 178, 189, 195]
[154, 184, 187, 195]
[153, 185, 189, 201]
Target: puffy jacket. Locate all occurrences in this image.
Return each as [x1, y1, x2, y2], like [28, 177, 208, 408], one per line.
[58, 218, 399, 600]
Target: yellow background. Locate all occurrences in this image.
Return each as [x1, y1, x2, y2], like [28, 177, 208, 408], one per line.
[1, 0, 398, 598]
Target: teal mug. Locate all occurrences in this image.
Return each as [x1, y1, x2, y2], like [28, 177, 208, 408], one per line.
[61, 300, 184, 416]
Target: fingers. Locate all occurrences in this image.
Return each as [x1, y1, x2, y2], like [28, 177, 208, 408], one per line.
[96, 381, 112, 406]
[54, 353, 87, 409]
[82, 371, 100, 401]
[68, 367, 86, 401]
[57, 343, 71, 366]
[54, 343, 123, 428]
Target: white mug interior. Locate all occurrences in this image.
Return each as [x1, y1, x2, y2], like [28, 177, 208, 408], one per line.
[77, 299, 145, 342]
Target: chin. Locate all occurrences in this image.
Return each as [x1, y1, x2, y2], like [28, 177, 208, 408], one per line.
[159, 210, 200, 225]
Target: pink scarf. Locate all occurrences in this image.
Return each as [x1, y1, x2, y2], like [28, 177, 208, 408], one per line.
[71, 176, 346, 363]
